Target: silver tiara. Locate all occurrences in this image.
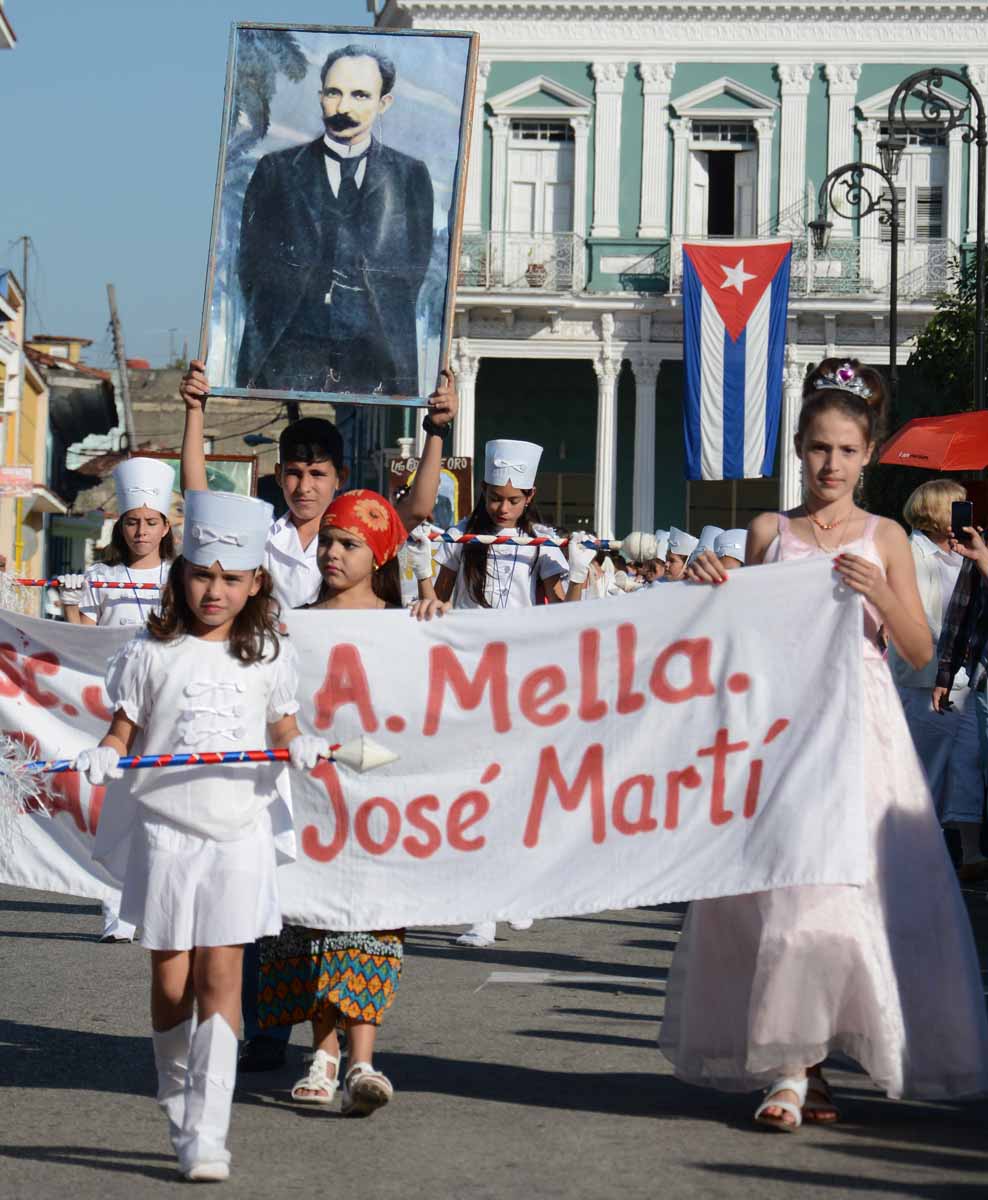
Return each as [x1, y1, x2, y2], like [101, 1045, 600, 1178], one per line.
[813, 362, 871, 399]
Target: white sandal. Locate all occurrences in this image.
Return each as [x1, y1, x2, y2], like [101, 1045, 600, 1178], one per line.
[290, 1049, 340, 1105]
[341, 1061, 394, 1118]
[753, 1076, 808, 1132]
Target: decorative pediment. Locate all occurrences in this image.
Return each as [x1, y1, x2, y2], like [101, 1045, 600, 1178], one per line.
[858, 82, 968, 122]
[672, 76, 779, 120]
[487, 75, 593, 119]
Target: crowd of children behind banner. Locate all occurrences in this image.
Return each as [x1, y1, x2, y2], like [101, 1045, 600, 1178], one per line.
[9, 354, 987, 1181]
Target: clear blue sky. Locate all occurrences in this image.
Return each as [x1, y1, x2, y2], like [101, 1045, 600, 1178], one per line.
[0, 0, 373, 367]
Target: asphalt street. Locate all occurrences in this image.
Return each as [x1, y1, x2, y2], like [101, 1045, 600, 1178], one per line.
[0, 883, 986, 1199]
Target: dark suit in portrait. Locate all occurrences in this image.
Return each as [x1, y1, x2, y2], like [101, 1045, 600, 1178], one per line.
[235, 136, 434, 395]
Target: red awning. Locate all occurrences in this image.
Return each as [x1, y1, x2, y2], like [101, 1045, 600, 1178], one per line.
[878, 411, 988, 471]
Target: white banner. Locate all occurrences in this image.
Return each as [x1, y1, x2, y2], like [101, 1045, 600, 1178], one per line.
[0, 559, 866, 925]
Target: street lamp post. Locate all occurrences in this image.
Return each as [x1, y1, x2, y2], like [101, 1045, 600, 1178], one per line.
[879, 68, 987, 410]
[809, 162, 903, 401]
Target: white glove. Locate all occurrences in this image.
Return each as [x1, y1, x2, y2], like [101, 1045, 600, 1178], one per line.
[59, 573, 87, 606]
[406, 528, 435, 582]
[288, 734, 329, 772]
[567, 531, 597, 585]
[75, 746, 123, 786]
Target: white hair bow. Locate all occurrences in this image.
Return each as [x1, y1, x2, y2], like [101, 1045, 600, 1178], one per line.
[493, 458, 528, 476]
[121, 485, 164, 499]
[191, 524, 245, 549]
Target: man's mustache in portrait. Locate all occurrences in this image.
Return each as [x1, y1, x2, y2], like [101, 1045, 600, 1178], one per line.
[325, 113, 361, 132]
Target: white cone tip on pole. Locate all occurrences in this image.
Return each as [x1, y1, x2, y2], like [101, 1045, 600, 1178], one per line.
[333, 736, 399, 773]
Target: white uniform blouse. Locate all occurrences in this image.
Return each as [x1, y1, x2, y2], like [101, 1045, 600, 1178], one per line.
[105, 631, 300, 841]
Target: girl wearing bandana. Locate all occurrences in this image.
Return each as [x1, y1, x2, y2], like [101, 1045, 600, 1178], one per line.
[256, 490, 422, 1116]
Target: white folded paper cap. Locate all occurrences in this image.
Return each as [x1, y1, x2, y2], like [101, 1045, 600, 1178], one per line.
[620, 531, 657, 565]
[667, 526, 699, 557]
[653, 529, 670, 562]
[715, 528, 747, 560]
[484, 439, 543, 490]
[113, 456, 176, 520]
[182, 490, 274, 571]
[686, 525, 725, 567]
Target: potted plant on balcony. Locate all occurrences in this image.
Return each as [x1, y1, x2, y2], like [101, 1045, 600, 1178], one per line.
[525, 247, 548, 288]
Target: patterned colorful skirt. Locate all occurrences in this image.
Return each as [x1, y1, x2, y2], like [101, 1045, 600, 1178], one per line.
[257, 926, 404, 1029]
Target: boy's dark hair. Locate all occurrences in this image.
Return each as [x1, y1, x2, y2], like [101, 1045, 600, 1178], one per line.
[100, 515, 176, 567]
[279, 418, 344, 471]
[148, 556, 281, 665]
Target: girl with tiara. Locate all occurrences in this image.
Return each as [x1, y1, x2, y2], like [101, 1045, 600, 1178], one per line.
[256, 490, 422, 1117]
[60, 456, 177, 944]
[431, 439, 592, 946]
[74, 490, 324, 1181]
[663, 358, 988, 1129]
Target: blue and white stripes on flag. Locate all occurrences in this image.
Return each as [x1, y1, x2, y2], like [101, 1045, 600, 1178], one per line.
[682, 241, 792, 481]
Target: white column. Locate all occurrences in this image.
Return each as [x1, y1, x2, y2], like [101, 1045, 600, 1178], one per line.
[948, 125, 965, 248]
[824, 63, 861, 235]
[857, 119, 881, 287]
[669, 117, 691, 286]
[637, 62, 676, 238]
[570, 114, 591, 241]
[628, 353, 661, 532]
[487, 114, 510, 232]
[450, 340, 479, 462]
[779, 355, 805, 511]
[965, 64, 988, 244]
[464, 61, 491, 234]
[754, 117, 775, 231]
[591, 62, 628, 238]
[592, 354, 621, 539]
[777, 63, 815, 217]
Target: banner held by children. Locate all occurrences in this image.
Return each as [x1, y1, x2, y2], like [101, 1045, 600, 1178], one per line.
[0, 558, 865, 927]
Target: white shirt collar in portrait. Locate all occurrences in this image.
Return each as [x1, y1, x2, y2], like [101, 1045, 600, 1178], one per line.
[323, 132, 373, 197]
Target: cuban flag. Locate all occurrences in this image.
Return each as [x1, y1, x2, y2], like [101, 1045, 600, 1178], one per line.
[682, 241, 792, 480]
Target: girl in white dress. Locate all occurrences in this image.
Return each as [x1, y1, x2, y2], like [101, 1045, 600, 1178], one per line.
[61, 456, 177, 943]
[75, 490, 326, 1181]
[433, 439, 587, 947]
[666, 358, 988, 1130]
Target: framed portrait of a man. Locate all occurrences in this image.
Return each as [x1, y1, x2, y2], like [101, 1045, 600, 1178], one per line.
[200, 23, 478, 408]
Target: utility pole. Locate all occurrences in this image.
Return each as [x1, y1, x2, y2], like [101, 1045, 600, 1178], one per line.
[106, 283, 137, 449]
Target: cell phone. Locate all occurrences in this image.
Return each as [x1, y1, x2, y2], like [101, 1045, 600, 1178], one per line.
[951, 500, 974, 544]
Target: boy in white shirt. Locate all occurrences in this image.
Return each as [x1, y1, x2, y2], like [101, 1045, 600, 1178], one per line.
[179, 361, 457, 611]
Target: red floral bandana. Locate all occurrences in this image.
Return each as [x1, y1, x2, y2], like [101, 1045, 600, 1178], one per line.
[320, 489, 406, 566]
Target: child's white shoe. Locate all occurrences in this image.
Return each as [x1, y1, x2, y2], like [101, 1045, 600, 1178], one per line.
[184, 1161, 230, 1182]
[753, 1076, 809, 1132]
[290, 1049, 340, 1105]
[341, 1062, 393, 1117]
[456, 921, 496, 947]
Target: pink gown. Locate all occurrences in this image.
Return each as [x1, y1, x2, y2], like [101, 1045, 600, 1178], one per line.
[659, 514, 988, 1099]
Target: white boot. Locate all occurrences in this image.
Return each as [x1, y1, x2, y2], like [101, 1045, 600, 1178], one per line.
[177, 1014, 237, 1182]
[152, 1018, 194, 1149]
[456, 921, 496, 947]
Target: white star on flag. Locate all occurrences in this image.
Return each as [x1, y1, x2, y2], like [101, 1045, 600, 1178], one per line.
[720, 259, 758, 294]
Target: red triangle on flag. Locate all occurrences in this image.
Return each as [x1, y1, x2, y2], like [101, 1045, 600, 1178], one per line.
[683, 241, 792, 342]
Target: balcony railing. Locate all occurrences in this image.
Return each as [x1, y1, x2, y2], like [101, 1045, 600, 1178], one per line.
[458, 231, 586, 293]
[457, 229, 955, 302]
